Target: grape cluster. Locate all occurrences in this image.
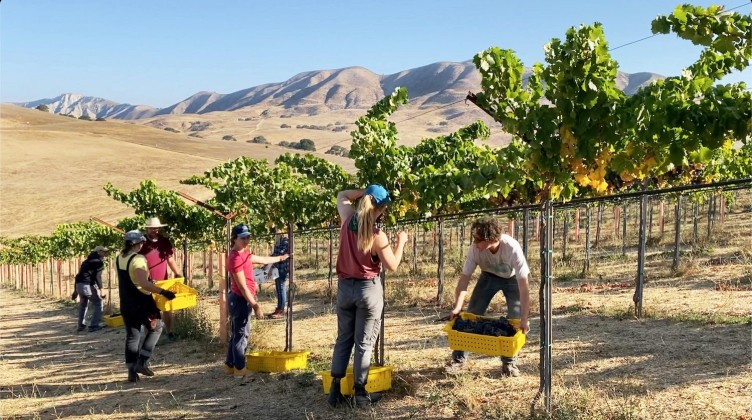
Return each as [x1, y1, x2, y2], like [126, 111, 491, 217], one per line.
[452, 317, 517, 337]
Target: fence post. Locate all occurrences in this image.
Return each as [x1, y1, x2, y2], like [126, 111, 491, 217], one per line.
[537, 200, 554, 412]
[622, 204, 628, 256]
[208, 248, 214, 289]
[436, 218, 445, 305]
[328, 226, 334, 293]
[523, 208, 530, 259]
[693, 201, 699, 242]
[634, 194, 648, 318]
[584, 205, 591, 274]
[595, 203, 603, 248]
[562, 210, 569, 259]
[672, 197, 682, 271]
[285, 222, 295, 352]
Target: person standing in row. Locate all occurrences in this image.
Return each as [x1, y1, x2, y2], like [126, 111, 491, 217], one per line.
[138, 217, 181, 339]
[74, 245, 109, 332]
[117, 230, 176, 382]
[446, 217, 530, 377]
[328, 185, 408, 408]
[269, 235, 290, 319]
[225, 223, 289, 375]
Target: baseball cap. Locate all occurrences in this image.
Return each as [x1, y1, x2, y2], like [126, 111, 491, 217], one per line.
[364, 184, 391, 206]
[124, 230, 146, 243]
[93, 245, 109, 253]
[232, 224, 252, 238]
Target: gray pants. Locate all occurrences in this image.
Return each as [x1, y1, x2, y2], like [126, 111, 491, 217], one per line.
[76, 283, 103, 329]
[330, 277, 383, 391]
[452, 271, 521, 364]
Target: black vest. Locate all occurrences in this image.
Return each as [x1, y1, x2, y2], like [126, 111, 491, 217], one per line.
[117, 253, 158, 316]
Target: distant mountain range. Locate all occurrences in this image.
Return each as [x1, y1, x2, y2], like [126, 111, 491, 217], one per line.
[14, 61, 664, 120]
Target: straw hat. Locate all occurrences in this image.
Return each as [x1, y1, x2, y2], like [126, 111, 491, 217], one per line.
[143, 217, 168, 228]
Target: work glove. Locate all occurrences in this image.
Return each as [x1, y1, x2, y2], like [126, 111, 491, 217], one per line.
[159, 289, 177, 300]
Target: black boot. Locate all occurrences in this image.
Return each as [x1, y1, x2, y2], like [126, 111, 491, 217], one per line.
[354, 385, 382, 408]
[327, 378, 346, 407]
[135, 359, 154, 376]
[127, 366, 140, 383]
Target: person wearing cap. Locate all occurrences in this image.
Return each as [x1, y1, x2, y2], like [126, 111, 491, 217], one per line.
[327, 185, 408, 408]
[445, 216, 530, 377]
[225, 223, 289, 376]
[117, 230, 177, 382]
[138, 217, 181, 339]
[73, 245, 109, 332]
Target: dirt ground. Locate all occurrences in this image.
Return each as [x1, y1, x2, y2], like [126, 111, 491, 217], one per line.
[1, 272, 750, 420]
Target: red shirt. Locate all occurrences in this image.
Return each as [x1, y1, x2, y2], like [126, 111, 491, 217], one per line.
[228, 249, 256, 297]
[336, 215, 382, 280]
[138, 235, 174, 281]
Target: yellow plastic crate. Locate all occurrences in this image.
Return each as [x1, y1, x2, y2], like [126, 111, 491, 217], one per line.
[245, 350, 310, 372]
[152, 279, 197, 311]
[155, 277, 184, 287]
[443, 313, 525, 357]
[104, 313, 124, 328]
[320, 365, 393, 395]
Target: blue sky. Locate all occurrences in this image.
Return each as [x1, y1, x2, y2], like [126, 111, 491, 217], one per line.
[1, 0, 750, 108]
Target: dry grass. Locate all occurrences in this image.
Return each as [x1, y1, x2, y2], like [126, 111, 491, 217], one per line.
[0, 105, 354, 237]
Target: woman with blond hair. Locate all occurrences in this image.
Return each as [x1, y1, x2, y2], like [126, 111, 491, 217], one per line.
[327, 185, 408, 408]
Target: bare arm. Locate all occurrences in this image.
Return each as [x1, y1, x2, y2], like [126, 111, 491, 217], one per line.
[251, 254, 289, 265]
[336, 189, 364, 224]
[516, 275, 530, 334]
[167, 255, 180, 278]
[450, 274, 472, 316]
[372, 230, 408, 272]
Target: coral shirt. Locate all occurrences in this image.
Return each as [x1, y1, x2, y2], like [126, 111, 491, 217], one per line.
[228, 249, 256, 297]
[138, 235, 174, 281]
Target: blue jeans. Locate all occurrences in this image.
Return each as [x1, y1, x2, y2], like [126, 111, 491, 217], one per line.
[225, 292, 251, 370]
[275, 272, 288, 311]
[452, 271, 521, 364]
[76, 283, 103, 329]
[330, 277, 383, 391]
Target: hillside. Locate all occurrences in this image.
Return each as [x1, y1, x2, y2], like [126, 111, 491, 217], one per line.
[0, 105, 354, 237]
[15, 61, 664, 120]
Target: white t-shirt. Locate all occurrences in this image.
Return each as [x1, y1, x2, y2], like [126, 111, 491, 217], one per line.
[461, 234, 530, 280]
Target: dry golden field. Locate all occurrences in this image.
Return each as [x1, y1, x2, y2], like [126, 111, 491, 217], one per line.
[0, 105, 357, 237]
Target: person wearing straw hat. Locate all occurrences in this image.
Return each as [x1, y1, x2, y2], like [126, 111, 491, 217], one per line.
[117, 230, 176, 382]
[139, 217, 180, 281]
[327, 185, 408, 408]
[138, 216, 181, 339]
[74, 245, 109, 332]
[225, 223, 289, 376]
